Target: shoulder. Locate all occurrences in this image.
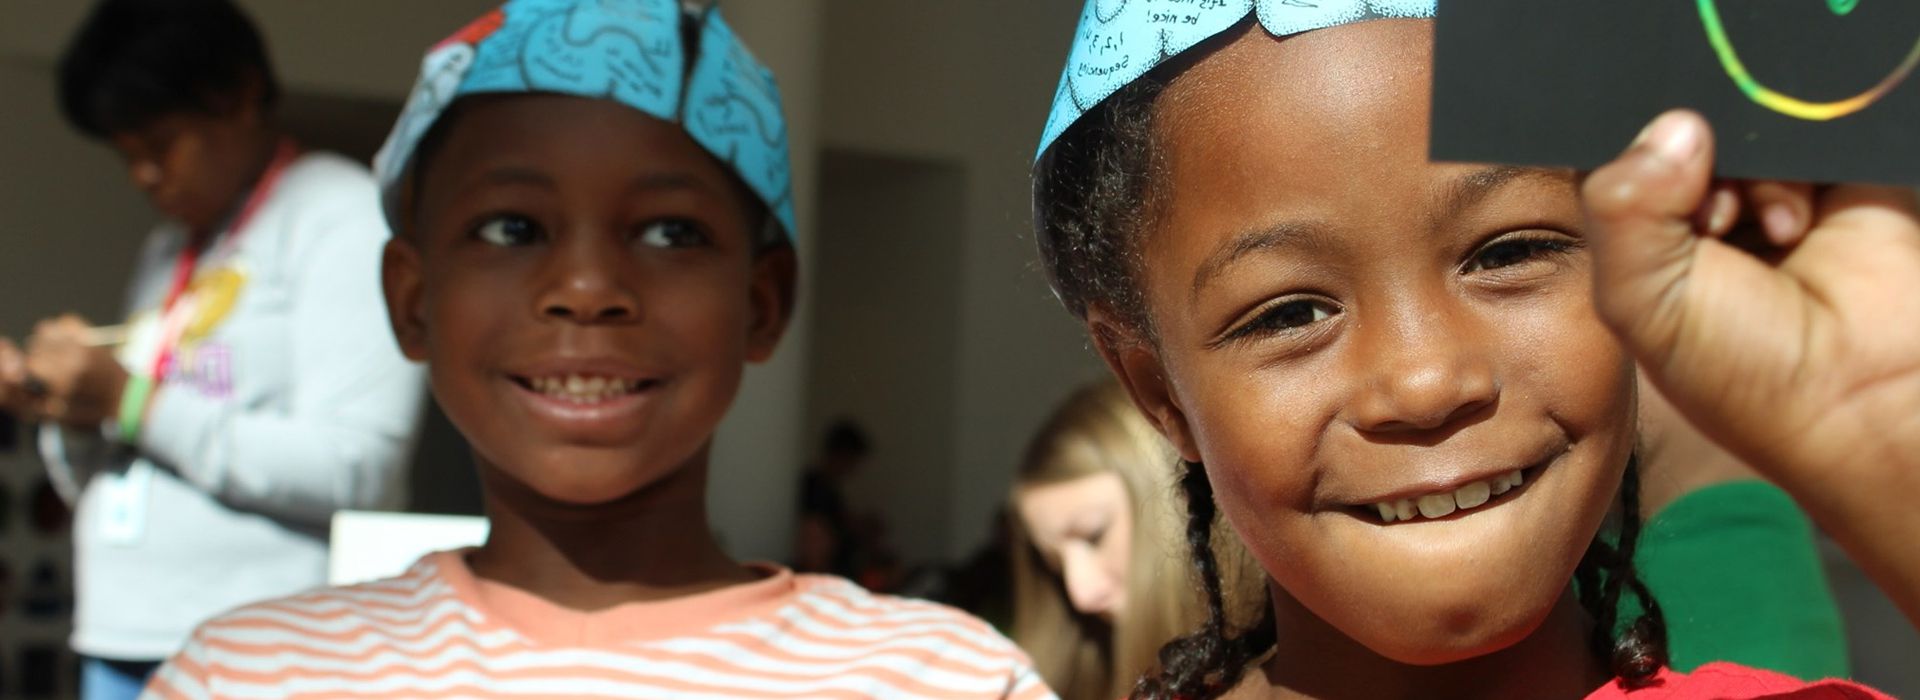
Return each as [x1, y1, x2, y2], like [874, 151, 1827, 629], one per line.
[276, 151, 377, 199]
[179, 555, 478, 662]
[793, 575, 1020, 645]
[1587, 663, 1894, 699]
[775, 575, 1051, 696]
[267, 151, 386, 240]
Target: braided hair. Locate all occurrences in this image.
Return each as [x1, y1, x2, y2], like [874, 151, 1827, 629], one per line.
[1031, 31, 1668, 700]
[1129, 462, 1277, 700]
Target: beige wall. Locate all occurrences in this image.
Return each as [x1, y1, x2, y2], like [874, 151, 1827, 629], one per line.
[806, 150, 967, 563]
[820, 0, 1106, 559]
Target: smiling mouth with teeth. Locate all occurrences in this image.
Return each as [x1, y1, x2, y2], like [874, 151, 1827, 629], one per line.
[1368, 468, 1531, 524]
[515, 374, 657, 404]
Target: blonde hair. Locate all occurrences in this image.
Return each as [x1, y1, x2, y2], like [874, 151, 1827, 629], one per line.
[1010, 381, 1265, 700]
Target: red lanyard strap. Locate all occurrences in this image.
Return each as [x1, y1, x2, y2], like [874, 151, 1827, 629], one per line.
[148, 139, 299, 380]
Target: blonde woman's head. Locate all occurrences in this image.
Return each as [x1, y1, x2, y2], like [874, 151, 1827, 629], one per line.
[1011, 381, 1263, 700]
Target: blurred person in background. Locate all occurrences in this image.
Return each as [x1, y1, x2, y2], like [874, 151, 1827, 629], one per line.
[0, 1, 423, 697]
[796, 418, 872, 576]
[1010, 381, 1265, 700]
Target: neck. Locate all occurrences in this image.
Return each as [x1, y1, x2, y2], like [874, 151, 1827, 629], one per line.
[467, 443, 754, 611]
[1243, 586, 1610, 700]
[186, 127, 286, 245]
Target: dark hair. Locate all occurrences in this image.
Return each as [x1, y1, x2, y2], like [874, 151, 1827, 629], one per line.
[823, 419, 872, 458]
[1134, 459, 1666, 700]
[57, 0, 278, 139]
[1032, 70, 1169, 334]
[1130, 462, 1276, 700]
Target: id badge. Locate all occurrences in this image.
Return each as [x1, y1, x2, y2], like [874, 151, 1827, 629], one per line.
[97, 462, 154, 546]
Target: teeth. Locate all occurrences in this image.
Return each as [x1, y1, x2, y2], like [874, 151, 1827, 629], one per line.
[1369, 469, 1526, 523]
[1454, 480, 1491, 509]
[527, 374, 643, 403]
[1417, 494, 1456, 518]
[1393, 499, 1416, 522]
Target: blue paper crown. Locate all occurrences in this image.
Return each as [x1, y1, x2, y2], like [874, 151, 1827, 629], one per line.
[1036, 0, 1435, 163]
[375, 0, 796, 239]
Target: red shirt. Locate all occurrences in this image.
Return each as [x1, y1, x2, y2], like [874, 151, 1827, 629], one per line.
[1584, 663, 1892, 699]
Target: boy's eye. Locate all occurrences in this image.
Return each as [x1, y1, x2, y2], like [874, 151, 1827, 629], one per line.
[1225, 297, 1339, 343]
[1465, 235, 1578, 272]
[636, 219, 710, 249]
[473, 215, 543, 247]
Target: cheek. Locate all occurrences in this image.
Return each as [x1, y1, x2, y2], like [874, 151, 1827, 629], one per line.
[1181, 369, 1327, 517]
[1512, 293, 1637, 445]
[650, 266, 757, 360]
[1105, 511, 1133, 580]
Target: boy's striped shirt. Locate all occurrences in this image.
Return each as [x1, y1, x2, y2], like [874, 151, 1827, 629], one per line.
[143, 550, 1055, 699]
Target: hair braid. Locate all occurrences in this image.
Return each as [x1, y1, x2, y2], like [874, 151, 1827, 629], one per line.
[1574, 456, 1669, 686]
[1130, 461, 1275, 700]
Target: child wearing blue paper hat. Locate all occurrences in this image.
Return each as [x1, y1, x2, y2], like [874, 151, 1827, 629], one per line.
[140, 2, 1053, 698]
[1030, 2, 1888, 698]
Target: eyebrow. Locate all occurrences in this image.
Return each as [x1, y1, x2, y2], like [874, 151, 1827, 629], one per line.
[1190, 219, 1333, 302]
[1438, 166, 1575, 217]
[1186, 166, 1575, 301]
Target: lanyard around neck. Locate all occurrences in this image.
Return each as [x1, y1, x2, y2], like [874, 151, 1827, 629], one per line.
[148, 139, 299, 381]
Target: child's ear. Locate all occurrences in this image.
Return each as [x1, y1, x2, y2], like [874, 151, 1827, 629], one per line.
[744, 244, 798, 363]
[381, 238, 430, 362]
[1085, 306, 1203, 463]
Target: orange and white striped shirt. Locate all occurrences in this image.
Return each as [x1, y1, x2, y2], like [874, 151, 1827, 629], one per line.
[143, 550, 1055, 699]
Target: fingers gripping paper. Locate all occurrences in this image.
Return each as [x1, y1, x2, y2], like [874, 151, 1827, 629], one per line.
[374, 0, 796, 238]
[1036, 0, 1435, 161]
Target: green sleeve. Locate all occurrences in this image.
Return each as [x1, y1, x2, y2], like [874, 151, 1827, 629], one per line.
[1634, 480, 1850, 679]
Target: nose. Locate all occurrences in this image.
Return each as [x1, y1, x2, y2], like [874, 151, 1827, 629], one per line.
[535, 234, 641, 324]
[1062, 547, 1116, 617]
[1347, 300, 1498, 435]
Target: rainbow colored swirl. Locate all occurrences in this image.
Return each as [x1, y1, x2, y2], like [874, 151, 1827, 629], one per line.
[1699, 0, 1920, 120]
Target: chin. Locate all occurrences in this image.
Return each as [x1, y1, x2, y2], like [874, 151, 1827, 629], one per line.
[1367, 604, 1552, 666]
[491, 446, 688, 507]
[1293, 554, 1571, 668]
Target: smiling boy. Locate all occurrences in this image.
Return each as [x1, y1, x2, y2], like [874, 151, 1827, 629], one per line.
[141, 2, 1051, 698]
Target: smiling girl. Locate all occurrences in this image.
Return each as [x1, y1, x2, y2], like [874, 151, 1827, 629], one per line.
[1030, 3, 1888, 698]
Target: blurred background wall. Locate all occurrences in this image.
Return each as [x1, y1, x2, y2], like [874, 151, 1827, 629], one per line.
[5, 1, 1910, 698]
[0, 0, 1100, 594]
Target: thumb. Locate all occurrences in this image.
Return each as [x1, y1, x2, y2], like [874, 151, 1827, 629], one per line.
[1580, 110, 1717, 364]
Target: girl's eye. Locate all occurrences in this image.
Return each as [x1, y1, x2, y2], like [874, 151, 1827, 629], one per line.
[1227, 297, 1339, 343]
[637, 218, 710, 249]
[1466, 235, 1577, 272]
[1084, 526, 1108, 548]
[473, 215, 543, 247]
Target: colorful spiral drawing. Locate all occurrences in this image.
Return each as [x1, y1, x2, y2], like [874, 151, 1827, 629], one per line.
[1699, 0, 1920, 120]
